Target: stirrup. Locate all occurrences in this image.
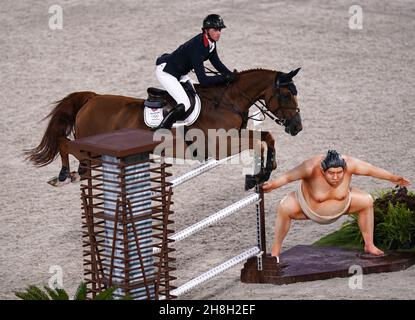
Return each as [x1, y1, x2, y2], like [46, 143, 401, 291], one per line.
[152, 104, 185, 131]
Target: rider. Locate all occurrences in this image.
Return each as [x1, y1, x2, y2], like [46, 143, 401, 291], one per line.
[153, 14, 237, 130]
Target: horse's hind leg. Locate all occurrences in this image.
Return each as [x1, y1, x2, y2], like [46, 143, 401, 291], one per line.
[70, 160, 88, 183]
[77, 161, 88, 175]
[56, 137, 89, 184]
[54, 137, 72, 186]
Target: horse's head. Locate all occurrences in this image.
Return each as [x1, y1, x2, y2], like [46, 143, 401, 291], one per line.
[263, 68, 302, 136]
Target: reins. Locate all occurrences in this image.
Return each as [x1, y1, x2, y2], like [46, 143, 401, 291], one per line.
[202, 67, 294, 127]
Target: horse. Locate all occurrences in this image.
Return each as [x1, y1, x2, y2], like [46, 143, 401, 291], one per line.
[25, 68, 303, 188]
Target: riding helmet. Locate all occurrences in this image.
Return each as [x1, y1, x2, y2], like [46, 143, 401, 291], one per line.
[202, 14, 226, 29]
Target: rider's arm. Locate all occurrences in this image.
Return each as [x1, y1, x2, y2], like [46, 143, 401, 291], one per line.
[263, 159, 313, 192]
[209, 48, 232, 75]
[192, 52, 226, 87]
[347, 156, 411, 186]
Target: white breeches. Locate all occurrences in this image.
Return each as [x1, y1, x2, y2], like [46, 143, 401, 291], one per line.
[155, 63, 191, 111]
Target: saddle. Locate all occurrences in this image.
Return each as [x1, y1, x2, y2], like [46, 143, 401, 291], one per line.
[143, 82, 201, 128]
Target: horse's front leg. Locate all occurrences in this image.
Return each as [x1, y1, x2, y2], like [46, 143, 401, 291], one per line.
[235, 129, 277, 190]
[247, 129, 278, 176]
[260, 130, 277, 171]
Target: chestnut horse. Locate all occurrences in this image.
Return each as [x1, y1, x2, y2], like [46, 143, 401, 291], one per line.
[25, 68, 302, 187]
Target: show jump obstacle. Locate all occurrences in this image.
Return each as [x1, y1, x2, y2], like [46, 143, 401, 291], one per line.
[69, 128, 267, 299]
[69, 128, 175, 299]
[68, 128, 415, 298]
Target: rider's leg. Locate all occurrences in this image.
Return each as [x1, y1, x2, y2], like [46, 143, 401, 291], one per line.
[154, 65, 191, 130]
[156, 64, 191, 111]
[179, 74, 196, 94]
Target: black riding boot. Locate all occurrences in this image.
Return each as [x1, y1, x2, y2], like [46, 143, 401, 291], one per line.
[152, 103, 185, 130]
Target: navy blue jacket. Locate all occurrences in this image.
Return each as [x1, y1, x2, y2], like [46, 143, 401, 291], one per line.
[156, 33, 232, 86]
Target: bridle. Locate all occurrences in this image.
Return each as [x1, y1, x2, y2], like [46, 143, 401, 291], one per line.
[251, 73, 300, 126]
[204, 67, 299, 127]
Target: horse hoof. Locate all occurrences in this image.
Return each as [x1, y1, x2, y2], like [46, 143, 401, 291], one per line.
[71, 172, 81, 183]
[245, 174, 257, 191]
[47, 176, 71, 187]
[245, 171, 272, 191]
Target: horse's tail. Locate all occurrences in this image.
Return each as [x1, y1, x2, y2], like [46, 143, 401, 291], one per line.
[25, 91, 97, 167]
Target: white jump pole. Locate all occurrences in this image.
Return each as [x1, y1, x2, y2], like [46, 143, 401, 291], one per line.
[153, 193, 259, 254]
[155, 152, 263, 299]
[160, 246, 260, 299]
[170, 154, 240, 188]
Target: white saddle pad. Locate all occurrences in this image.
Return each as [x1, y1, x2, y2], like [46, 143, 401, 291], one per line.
[144, 94, 201, 128]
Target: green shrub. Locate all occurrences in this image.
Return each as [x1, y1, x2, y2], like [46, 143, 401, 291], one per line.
[314, 187, 415, 251]
[313, 216, 362, 249]
[376, 202, 415, 249]
[15, 282, 130, 300]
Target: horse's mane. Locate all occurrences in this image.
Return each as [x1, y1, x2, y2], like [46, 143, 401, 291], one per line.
[237, 68, 276, 75]
[196, 68, 277, 93]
